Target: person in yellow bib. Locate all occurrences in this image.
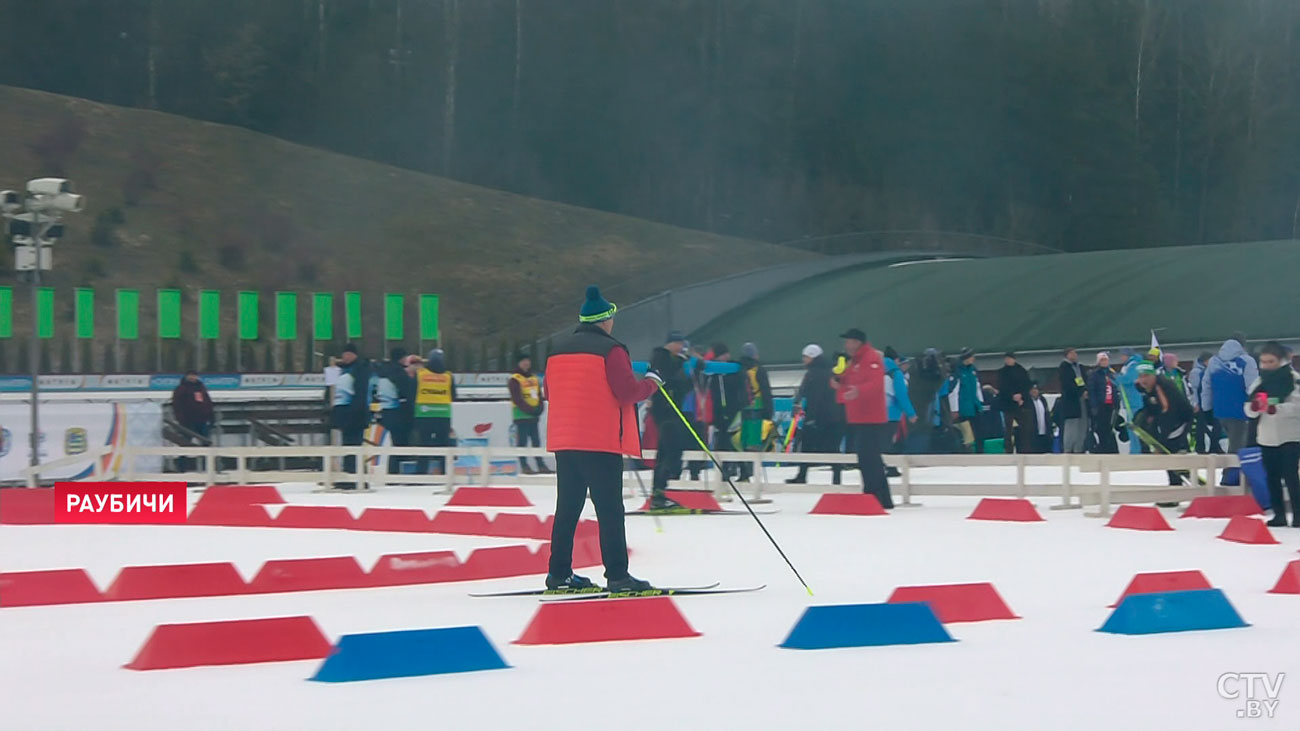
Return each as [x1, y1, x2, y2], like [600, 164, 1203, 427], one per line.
[509, 350, 550, 474]
[414, 348, 456, 475]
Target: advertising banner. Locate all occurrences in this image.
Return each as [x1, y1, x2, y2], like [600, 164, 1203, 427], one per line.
[0, 402, 163, 482]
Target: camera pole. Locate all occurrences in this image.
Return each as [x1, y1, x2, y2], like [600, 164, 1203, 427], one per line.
[27, 203, 43, 485]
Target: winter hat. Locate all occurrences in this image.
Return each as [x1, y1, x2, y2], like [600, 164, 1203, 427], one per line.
[426, 348, 445, 367]
[1146, 347, 1161, 360]
[958, 347, 975, 360]
[741, 342, 759, 360]
[802, 344, 823, 359]
[666, 330, 686, 344]
[579, 285, 617, 323]
[1136, 362, 1156, 376]
[515, 349, 532, 364]
[1096, 351, 1110, 364]
[839, 328, 867, 342]
[342, 343, 358, 355]
[390, 346, 408, 363]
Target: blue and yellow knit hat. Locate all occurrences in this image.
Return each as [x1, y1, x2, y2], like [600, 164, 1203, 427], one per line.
[579, 285, 617, 323]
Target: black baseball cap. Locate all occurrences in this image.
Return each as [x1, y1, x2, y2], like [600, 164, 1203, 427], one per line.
[839, 328, 867, 341]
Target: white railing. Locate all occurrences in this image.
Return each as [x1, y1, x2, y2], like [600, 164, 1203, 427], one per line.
[27, 444, 1239, 519]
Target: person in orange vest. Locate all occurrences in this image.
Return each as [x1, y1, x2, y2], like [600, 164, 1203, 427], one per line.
[544, 285, 661, 592]
[509, 350, 550, 474]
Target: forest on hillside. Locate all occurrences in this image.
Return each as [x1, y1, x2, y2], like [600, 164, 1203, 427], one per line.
[3, 0, 1300, 251]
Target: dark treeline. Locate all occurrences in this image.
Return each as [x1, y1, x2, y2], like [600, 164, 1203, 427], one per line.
[3, 0, 1300, 250]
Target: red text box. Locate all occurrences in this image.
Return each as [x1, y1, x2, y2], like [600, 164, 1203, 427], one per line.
[54, 482, 188, 524]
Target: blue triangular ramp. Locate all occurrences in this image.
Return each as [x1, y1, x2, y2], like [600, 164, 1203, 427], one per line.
[779, 602, 955, 650]
[1098, 589, 1250, 635]
[310, 626, 509, 682]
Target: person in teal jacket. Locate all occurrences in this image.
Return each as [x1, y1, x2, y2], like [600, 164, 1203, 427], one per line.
[884, 350, 917, 423]
[1116, 349, 1146, 454]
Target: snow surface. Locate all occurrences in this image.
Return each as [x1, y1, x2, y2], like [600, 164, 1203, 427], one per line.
[2, 467, 1298, 731]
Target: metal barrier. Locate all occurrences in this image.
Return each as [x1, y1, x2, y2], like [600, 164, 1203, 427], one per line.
[27, 445, 1239, 519]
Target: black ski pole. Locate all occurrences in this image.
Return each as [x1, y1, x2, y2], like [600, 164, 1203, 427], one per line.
[625, 457, 663, 532]
[654, 382, 813, 596]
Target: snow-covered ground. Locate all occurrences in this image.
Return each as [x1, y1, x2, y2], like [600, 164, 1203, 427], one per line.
[2, 466, 1298, 731]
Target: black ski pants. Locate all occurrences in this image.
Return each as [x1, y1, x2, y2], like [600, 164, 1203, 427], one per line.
[549, 450, 630, 581]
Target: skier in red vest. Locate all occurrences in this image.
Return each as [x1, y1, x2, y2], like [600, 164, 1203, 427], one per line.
[543, 286, 661, 592]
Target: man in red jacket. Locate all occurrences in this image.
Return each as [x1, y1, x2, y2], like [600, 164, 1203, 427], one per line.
[835, 328, 893, 508]
[544, 285, 661, 593]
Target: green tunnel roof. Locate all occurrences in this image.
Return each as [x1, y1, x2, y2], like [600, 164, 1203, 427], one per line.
[690, 239, 1300, 361]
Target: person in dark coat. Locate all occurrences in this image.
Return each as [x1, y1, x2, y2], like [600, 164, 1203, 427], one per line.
[1058, 347, 1089, 453]
[376, 347, 416, 474]
[907, 349, 945, 451]
[648, 331, 693, 508]
[787, 344, 845, 484]
[1023, 382, 1052, 453]
[172, 370, 214, 473]
[708, 343, 748, 481]
[996, 352, 1033, 453]
[331, 344, 374, 489]
[1087, 351, 1120, 454]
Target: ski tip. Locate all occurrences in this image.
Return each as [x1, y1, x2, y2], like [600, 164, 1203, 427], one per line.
[805, 586, 815, 597]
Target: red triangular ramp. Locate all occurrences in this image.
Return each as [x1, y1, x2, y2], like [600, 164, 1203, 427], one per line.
[1106, 505, 1174, 531]
[886, 582, 1020, 623]
[369, 551, 463, 586]
[460, 545, 546, 580]
[447, 487, 532, 508]
[490, 513, 549, 540]
[124, 616, 332, 670]
[0, 569, 103, 607]
[104, 563, 248, 601]
[638, 490, 723, 512]
[1110, 570, 1213, 607]
[429, 511, 494, 536]
[194, 485, 285, 507]
[273, 505, 356, 530]
[0, 488, 57, 524]
[354, 508, 434, 533]
[1268, 560, 1300, 595]
[968, 498, 1044, 522]
[513, 596, 701, 645]
[187, 501, 274, 527]
[1181, 495, 1263, 518]
[248, 557, 370, 593]
[1218, 516, 1279, 545]
[811, 493, 888, 516]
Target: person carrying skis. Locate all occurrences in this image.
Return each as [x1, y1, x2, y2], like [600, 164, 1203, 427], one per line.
[1135, 362, 1195, 486]
[544, 285, 660, 593]
[1245, 341, 1300, 527]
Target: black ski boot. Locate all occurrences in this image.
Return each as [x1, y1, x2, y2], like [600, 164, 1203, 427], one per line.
[605, 575, 654, 593]
[649, 492, 682, 511]
[545, 572, 596, 591]
[1267, 513, 1289, 528]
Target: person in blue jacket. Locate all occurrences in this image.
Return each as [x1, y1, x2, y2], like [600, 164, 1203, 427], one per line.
[882, 347, 917, 457]
[1115, 349, 1146, 454]
[1201, 333, 1259, 483]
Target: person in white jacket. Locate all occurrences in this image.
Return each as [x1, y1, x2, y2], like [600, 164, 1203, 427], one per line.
[1246, 341, 1300, 527]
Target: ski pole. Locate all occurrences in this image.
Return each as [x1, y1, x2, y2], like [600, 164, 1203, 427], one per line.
[625, 457, 663, 533]
[654, 382, 814, 596]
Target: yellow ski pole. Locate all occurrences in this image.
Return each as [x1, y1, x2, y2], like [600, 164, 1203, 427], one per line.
[655, 382, 813, 596]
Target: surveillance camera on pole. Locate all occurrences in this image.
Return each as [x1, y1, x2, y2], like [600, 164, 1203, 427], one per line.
[25, 178, 84, 213]
[1, 178, 85, 482]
